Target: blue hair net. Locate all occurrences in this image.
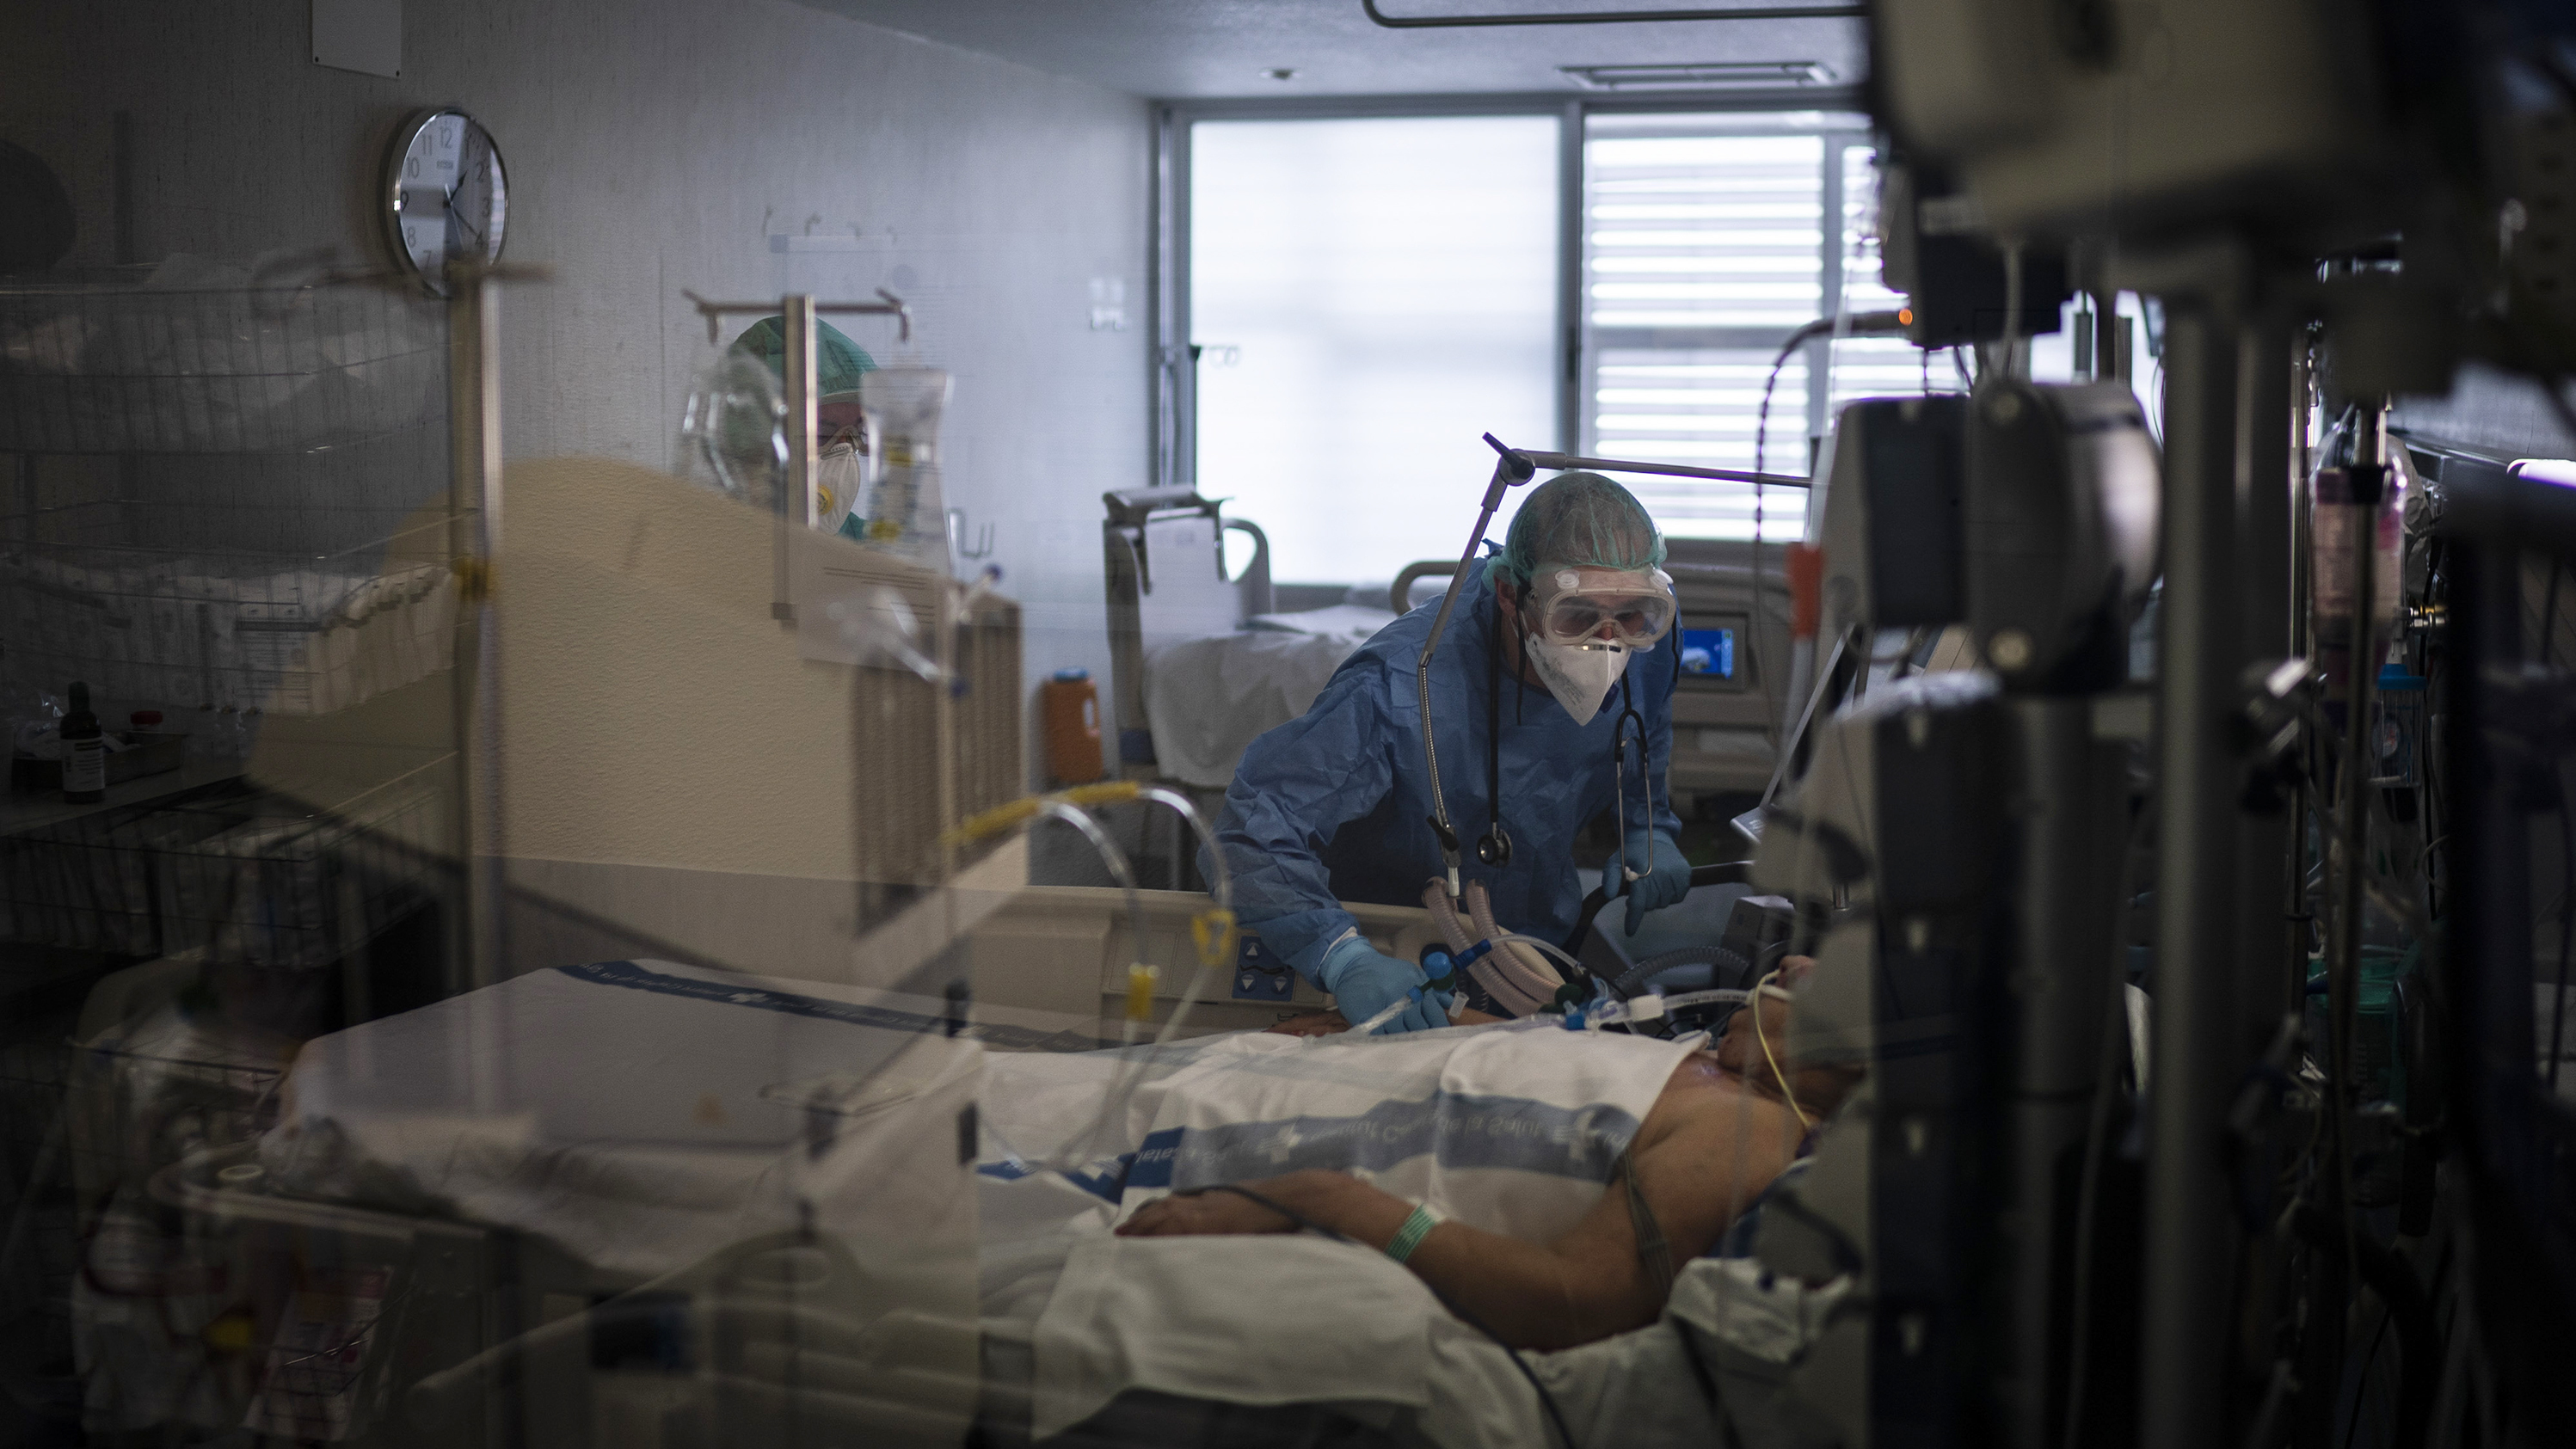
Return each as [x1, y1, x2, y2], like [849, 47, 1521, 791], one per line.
[730, 316, 876, 396]
[1492, 471, 1665, 592]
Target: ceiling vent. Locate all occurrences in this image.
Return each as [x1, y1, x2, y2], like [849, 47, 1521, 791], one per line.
[1559, 61, 1835, 89]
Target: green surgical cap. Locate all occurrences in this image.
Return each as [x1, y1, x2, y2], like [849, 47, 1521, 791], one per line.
[1494, 471, 1665, 590]
[730, 316, 876, 396]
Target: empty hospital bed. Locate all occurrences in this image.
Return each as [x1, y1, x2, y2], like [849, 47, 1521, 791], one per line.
[1101, 488, 1449, 790]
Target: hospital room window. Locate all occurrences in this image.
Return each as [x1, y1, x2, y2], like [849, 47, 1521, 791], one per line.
[1190, 115, 1559, 587]
[1578, 113, 1876, 543]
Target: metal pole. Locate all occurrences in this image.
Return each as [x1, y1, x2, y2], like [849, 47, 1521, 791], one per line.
[2092, 290, 2119, 386]
[2141, 300, 2247, 1449]
[1503, 447, 1807, 488]
[1557, 98, 1585, 455]
[1997, 697, 2124, 1449]
[2329, 400, 2388, 1300]
[2287, 341, 2316, 1007]
[2236, 320, 2295, 1045]
[777, 293, 818, 624]
[448, 265, 507, 990]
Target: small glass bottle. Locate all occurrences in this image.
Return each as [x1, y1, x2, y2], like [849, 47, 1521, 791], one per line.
[60, 681, 105, 803]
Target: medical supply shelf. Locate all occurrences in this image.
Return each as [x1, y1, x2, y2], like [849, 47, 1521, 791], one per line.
[0, 774, 448, 968]
[0, 273, 444, 456]
[3, 501, 457, 720]
[1, 270, 469, 977]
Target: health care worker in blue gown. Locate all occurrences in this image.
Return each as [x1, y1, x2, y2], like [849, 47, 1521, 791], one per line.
[1211, 471, 1691, 1035]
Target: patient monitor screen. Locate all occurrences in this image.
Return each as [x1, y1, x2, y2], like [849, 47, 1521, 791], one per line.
[1677, 621, 1743, 686]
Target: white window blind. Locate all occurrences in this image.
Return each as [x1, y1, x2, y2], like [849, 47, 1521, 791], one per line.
[1829, 141, 1929, 414]
[1580, 114, 1878, 542]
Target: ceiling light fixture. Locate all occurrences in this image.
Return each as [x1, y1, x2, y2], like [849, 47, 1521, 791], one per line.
[1559, 60, 1835, 89]
[1263, 67, 1299, 81]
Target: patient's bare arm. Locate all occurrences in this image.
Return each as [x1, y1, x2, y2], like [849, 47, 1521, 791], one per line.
[1116, 1070, 1802, 1350]
[1124, 954, 1857, 1348]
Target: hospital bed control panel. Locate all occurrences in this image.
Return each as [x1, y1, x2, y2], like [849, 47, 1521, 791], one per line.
[1231, 932, 1298, 1001]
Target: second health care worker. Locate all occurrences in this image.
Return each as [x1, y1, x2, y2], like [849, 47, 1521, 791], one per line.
[1209, 472, 1690, 1035]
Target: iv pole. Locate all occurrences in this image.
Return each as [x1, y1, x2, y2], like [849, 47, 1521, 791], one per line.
[681, 289, 912, 624]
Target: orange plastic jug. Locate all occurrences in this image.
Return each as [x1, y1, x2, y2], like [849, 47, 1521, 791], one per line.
[1042, 668, 1105, 785]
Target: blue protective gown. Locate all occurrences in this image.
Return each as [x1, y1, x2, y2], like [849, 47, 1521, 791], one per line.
[1211, 556, 1683, 984]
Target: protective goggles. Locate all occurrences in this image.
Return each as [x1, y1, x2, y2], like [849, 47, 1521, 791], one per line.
[1528, 567, 1676, 649]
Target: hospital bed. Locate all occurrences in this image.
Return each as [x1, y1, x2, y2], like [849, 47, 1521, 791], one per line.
[123, 959, 986, 1449]
[1101, 488, 1439, 790]
[73, 830, 1814, 1449]
[130, 955, 1762, 1449]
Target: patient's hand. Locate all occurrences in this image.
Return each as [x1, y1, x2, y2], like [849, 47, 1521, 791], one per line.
[1267, 1010, 1351, 1037]
[1265, 1006, 1505, 1036]
[1116, 1172, 1349, 1237]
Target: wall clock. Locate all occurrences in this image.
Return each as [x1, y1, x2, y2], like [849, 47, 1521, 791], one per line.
[381, 108, 507, 298]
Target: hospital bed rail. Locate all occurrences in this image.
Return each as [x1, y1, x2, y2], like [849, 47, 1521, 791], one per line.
[152, 1142, 980, 1449]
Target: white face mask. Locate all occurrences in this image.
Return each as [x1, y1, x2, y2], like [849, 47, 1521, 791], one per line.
[1524, 634, 1625, 726]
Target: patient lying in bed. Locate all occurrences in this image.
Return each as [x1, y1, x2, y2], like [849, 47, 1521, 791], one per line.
[1109, 957, 1855, 1352]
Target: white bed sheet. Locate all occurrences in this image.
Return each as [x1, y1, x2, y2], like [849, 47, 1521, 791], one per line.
[255, 967, 1778, 1446]
[1140, 629, 1367, 788]
[975, 1021, 1702, 1438]
[257, 959, 984, 1282]
[1024, 1231, 1847, 1449]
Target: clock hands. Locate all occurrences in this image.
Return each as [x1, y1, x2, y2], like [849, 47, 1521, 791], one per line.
[447, 157, 494, 254]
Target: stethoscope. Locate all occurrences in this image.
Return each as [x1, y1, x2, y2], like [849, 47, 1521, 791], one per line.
[1474, 599, 1666, 881]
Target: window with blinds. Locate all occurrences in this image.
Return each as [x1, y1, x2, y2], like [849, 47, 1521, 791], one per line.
[1581, 114, 1897, 542]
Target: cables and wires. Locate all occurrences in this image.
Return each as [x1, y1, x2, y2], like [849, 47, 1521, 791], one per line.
[2058, 799, 2160, 1449]
[944, 781, 1241, 1169]
[1749, 968, 1811, 1129]
[1751, 328, 1811, 757]
[2000, 240, 2026, 361]
[1750, 309, 1906, 754]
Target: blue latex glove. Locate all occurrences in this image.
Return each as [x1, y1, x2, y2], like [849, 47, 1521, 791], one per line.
[1605, 830, 1690, 936]
[1316, 935, 1453, 1035]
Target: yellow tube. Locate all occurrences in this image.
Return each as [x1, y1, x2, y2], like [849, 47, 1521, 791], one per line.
[1190, 908, 1238, 968]
[943, 780, 1145, 847]
[1125, 962, 1161, 1022]
[1059, 780, 1143, 810]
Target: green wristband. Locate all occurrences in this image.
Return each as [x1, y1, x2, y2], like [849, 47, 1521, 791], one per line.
[1384, 1201, 1447, 1264]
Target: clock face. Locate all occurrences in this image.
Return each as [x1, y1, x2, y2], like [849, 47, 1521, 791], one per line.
[384, 109, 507, 298]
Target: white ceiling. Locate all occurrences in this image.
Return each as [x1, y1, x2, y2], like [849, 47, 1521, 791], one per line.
[800, 0, 1869, 101]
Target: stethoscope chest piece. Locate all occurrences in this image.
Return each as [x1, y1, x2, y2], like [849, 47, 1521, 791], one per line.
[1477, 826, 1513, 867]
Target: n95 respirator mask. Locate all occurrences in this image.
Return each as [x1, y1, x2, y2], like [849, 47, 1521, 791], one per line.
[1525, 635, 1626, 726]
